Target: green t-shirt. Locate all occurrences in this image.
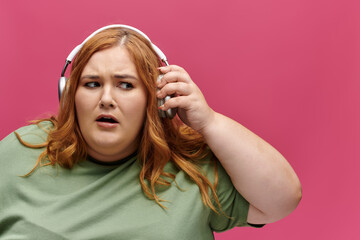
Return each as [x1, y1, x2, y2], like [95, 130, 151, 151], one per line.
[0, 122, 256, 240]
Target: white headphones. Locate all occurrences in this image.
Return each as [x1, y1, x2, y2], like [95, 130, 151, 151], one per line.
[58, 24, 176, 119]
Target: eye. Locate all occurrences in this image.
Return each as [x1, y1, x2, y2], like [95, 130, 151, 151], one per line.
[118, 82, 133, 89]
[84, 82, 100, 88]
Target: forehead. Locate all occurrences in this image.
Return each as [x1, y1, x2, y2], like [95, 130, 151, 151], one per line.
[82, 45, 137, 74]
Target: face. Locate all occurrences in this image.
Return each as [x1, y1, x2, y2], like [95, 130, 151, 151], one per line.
[75, 45, 147, 162]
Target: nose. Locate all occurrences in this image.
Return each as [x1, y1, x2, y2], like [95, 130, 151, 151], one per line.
[99, 86, 116, 108]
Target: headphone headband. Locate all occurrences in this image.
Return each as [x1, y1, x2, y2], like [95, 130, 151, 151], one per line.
[65, 24, 168, 65]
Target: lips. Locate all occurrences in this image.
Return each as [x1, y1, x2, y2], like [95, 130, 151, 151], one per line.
[96, 114, 119, 124]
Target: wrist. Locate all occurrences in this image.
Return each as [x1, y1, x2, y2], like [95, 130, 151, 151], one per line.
[197, 110, 219, 138]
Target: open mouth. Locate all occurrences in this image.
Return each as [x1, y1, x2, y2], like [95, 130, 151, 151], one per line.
[96, 116, 119, 124]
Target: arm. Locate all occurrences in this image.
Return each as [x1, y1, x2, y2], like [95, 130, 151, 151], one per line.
[200, 112, 302, 224]
[157, 65, 302, 224]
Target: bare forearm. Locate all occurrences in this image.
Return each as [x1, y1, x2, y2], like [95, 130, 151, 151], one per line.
[200, 111, 302, 222]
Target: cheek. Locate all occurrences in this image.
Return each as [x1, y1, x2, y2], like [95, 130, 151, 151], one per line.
[75, 90, 92, 121]
[123, 91, 148, 120]
[74, 92, 83, 116]
[124, 98, 146, 118]
[137, 90, 148, 114]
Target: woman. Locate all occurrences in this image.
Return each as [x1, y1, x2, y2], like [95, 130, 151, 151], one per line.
[0, 25, 302, 239]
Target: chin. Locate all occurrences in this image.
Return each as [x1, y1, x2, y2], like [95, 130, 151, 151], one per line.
[93, 138, 123, 148]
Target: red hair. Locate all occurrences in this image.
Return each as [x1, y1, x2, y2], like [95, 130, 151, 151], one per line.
[17, 27, 223, 214]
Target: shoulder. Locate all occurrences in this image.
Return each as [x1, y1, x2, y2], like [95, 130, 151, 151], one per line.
[0, 120, 53, 153]
[3, 121, 53, 143]
[0, 121, 52, 171]
[196, 150, 235, 190]
[13, 121, 53, 143]
[196, 150, 265, 231]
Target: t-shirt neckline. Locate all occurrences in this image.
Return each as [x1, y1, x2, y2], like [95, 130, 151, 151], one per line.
[86, 151, 138, 166]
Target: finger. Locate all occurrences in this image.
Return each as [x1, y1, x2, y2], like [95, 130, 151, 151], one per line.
[157, 82, 192, 98]
[157, 71, 190, 88]
[158, 65, 185, 74]
[159, 95, 190, 111]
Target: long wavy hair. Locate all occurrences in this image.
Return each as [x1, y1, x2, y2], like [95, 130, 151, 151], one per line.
[16, 27, 222, 213]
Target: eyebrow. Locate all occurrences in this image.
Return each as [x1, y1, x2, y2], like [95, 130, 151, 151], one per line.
[80, 74, 138, 81]
[113, 74, 138, 80]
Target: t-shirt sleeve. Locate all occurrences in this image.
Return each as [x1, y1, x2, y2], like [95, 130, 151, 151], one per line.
[206, 154, 265, 232]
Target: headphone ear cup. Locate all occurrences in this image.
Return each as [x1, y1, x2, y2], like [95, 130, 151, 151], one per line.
[58, 76, 67, 101]
[164, 97, 177, 119]
[157, 97, 167, 118]
[157, 75, 177, 119]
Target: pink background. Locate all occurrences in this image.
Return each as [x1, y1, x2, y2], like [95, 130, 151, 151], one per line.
[1, 0, 359, 239]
